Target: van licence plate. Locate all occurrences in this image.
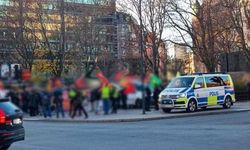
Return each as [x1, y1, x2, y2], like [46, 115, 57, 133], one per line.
[162, 100, 173, 105]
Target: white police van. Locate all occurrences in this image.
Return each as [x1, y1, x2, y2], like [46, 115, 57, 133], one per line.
[159, 73, 236, 113]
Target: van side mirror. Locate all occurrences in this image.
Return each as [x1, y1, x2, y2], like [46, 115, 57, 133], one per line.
[194, 84, 202, 89]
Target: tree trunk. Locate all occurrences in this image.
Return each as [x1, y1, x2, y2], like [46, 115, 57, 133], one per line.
[56, 0, 66, 77]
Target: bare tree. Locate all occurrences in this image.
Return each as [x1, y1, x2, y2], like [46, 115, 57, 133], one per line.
[96, 49, 116, 77]
[0, 0, 117, 77]
[167, 0, 233, 72]
[0, 0, 39, 70]
[31, 0, 68, 77]
[222, 0, 250, 66]
[67, 1, 116, 77]
[58, 0, 66, 77]
[118, 0, 169, 75]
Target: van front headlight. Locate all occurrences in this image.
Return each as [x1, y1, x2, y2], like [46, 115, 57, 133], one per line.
[178, 93, 187, 98]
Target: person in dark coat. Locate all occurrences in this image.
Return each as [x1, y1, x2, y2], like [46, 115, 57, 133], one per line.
[94, 87, 101, 115]
[29, 89, 40, 116]
[110, 87, 119, 114]
[90, 88, 98, 112]
[21, 87, 29, 113]
[7, 88, 20, 107]
[53, 87, 65, 118]
[120, 89, 127, 110]
[40, 90, 52, 118]
[71, 89, 88, 119]
[153, 86, 161, 110]
[145, 87, 151, 111]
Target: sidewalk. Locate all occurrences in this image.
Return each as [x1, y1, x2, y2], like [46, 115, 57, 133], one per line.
[24, 101, 250, 123]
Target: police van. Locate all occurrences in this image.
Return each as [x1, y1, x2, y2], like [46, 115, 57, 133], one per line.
[159, 73, 236, 113]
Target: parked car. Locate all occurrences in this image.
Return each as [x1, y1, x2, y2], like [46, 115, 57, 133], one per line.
[127, 91, 143, 108]
[127, 91, 155, 108]
[126, 81, 156, 108]
[0, 99, 25, 150]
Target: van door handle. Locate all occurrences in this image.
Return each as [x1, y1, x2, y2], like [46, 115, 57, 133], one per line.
[196, 94, 199, 97]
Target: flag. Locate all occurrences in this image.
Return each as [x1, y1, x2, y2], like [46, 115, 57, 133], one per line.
[96, 72, 109, 84]
[124, 82, 135, 94]
[75, 75, 85, 89]
[119, 75, 136, 94]
[149, 74, 162, 90]
[113, 71, 124, 82]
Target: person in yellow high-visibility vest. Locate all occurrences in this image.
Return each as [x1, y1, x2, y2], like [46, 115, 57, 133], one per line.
[111, 86, 120, 114]
[101, 84, 111, 115]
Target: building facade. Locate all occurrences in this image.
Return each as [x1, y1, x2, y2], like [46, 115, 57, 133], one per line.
[0, 0, 118, 76]
[173, 44, 195, 74]
[193, 0, 250, 73]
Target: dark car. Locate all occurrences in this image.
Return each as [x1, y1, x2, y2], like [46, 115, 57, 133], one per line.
[0, 99, 25, 150]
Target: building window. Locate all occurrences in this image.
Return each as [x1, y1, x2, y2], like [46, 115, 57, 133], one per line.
[205, 76, 228, 87]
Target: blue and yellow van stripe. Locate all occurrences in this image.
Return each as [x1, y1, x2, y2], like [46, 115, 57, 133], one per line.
[173, 87, 235, 107]
[196, 95, 232, 106]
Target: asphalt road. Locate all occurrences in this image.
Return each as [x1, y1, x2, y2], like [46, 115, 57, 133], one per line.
[11, 111, 250, 150]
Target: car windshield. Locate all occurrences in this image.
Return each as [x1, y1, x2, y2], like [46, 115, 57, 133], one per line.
[167, 77, 195, 88]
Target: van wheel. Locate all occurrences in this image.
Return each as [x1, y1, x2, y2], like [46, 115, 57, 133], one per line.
[223, 97, 232, 109]
[0, 145, 11, 150]
[186, 99, 197, 112]
[162, 108, 172, 113]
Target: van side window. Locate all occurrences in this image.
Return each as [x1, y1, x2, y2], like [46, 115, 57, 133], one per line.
[220, 76, 231, 86]
[205, 76, 225, 87]
[194, 77, 205, 88]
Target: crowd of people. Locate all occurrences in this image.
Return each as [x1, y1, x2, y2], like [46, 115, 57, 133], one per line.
[0, 79, 163, 119]
[0, 71, 165, 119]
[3, 72, 250, 119]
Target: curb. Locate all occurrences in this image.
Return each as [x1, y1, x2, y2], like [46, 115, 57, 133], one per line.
[23, 108, 250, 123]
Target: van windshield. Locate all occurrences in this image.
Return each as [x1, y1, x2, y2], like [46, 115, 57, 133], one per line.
[167, 77, 195, 88]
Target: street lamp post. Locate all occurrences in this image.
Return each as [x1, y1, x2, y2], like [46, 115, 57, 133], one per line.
[139, 0, 146, 115]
